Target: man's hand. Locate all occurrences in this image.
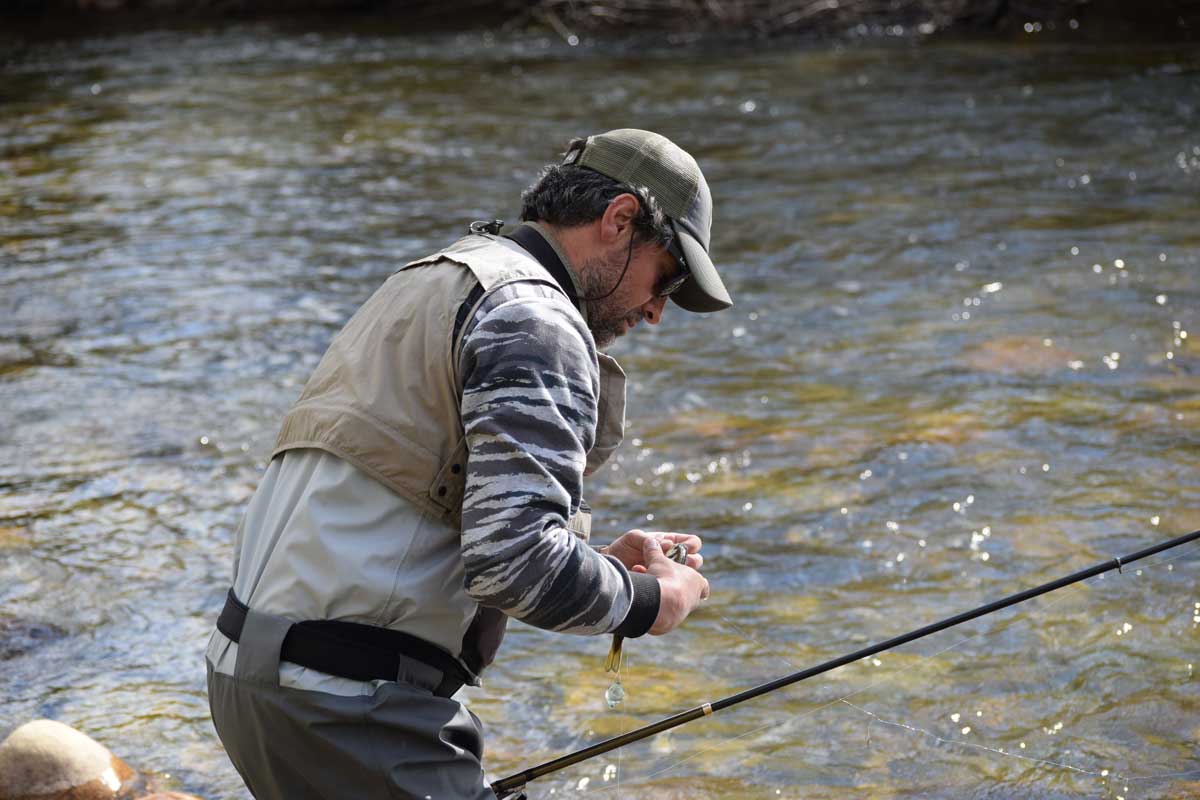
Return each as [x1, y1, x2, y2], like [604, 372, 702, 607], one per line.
[604, 529, 704, 572]
[632, 536, 710, 636]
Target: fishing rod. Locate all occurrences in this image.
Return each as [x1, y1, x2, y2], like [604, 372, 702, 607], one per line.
[491, 528, 1200, 799]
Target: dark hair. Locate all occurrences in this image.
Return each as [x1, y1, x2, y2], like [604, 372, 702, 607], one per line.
[519, 138, 674, 248]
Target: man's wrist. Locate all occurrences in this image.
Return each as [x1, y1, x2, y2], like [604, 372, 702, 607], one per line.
[613, 570, 660, 638]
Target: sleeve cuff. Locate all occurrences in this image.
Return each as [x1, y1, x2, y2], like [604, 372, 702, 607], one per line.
[613, 569, 660, 638]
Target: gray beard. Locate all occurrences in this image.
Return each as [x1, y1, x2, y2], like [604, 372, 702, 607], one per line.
[578, 249, 636, 350]
[585, 305, 624, 349]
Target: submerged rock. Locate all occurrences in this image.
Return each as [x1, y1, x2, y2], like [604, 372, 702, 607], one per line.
[0, 526, 31, 549]
[0, 342, 37, 376]
[890, 409, 985, 446]
[0, 618, 65, 661]
[1162, 780, 1200, 799]
[0, 720, 138, 800]
[962, 335, 1080, 375]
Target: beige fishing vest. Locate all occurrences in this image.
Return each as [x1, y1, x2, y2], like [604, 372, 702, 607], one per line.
[271, 230, 625, 538]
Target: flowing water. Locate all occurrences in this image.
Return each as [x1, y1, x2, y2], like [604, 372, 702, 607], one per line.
[1, 19, 1198, 799]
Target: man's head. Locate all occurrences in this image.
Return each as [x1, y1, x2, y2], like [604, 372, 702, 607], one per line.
[520, 129, 731, 348]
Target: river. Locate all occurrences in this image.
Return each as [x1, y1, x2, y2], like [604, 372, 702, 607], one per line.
[1, 19, 1198, 799]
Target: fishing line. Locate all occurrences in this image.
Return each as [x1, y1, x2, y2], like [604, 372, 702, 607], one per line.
[713, 612, 801, 670]
[1124, 769, 1200, 782]
[842, 698, 1200, 786]
[587, 687, 872, 795]
[629, 572, 1096, 787]
[635, 582, 1139, 792]
[796, 544, 1200, 779]
[592, 556, 1198, 800]
[790, 547, 1200, 788]
[630, 541, 1200, 794]
[615, 680, 624, 799]
[493, 530, 1200, 798]
[840, 699, 1100, 776]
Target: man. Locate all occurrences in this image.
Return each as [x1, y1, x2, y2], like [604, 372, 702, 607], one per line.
[206, 129, 731, 799]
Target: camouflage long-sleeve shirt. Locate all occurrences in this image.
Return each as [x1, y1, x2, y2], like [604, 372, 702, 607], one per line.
[457, 279, 660, 639]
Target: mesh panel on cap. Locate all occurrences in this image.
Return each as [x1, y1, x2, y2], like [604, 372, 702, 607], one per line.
[579, 131, 700, 222]
[625, 151, 698, 221]
[578, 135, 643, 183]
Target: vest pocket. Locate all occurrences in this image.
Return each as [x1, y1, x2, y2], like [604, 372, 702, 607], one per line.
[586, 353, 627, 475]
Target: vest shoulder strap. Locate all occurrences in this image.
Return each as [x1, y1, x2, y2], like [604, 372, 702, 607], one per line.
[401, 234, 561, 294]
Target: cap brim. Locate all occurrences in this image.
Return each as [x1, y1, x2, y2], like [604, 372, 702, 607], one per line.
[670, 229, 732, 313]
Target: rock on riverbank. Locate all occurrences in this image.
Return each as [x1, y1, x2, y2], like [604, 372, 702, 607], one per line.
[0, 720, 202, 800]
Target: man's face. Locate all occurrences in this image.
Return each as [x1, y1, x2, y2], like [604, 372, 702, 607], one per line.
[580, 236, 680, 349]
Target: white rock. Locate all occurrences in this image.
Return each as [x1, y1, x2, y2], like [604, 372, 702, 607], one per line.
[0, 720, 134, 800]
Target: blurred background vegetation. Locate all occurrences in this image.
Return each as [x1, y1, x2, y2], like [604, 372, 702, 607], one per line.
[4, 0, 1200, 41]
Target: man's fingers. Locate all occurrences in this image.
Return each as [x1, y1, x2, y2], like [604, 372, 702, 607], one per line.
[686, 553, 704, 570]
[660, 532, 702, 553]
[622, 529, 650, 546]
[642, 536, 669, 563]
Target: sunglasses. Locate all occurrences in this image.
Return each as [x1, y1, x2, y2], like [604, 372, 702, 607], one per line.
[656, 229, 691, 298]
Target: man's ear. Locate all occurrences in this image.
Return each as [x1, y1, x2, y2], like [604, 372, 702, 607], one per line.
[599, 193, 641, 244]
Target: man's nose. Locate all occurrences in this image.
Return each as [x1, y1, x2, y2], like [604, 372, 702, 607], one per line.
[642, 295, 667, 325]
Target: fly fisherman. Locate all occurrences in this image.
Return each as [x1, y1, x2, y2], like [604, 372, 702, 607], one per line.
[205, 129, 729, 799]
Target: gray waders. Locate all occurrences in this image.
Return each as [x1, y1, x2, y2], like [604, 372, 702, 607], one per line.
[207, 604, 496, 800]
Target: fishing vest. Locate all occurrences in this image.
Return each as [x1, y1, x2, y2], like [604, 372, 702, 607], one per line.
[271, 228, 626, 539]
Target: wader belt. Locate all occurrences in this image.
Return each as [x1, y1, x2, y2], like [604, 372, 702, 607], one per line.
[217, 589, 477, 698]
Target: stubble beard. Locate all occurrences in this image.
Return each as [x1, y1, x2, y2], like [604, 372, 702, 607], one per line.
[579, 248, 640, 350]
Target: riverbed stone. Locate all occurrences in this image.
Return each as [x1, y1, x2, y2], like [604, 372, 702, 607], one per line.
[0, 720, 136, 800]
[962, 335, 1080, 375]
[0, 526, 31, 549]
[0, 342, 36, 376]
[0, 618, 65, 661]
[1162, 780, 1200, 799]
[136, 794, 204, 800]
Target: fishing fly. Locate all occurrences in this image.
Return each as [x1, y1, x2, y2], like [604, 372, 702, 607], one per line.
[602, 540, 690, 710]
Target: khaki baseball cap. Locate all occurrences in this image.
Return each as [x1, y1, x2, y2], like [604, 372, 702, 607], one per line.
[563, 129, 732, 313]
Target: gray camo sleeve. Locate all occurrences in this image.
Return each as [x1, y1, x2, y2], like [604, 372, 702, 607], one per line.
[458, 283, 659, 637]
